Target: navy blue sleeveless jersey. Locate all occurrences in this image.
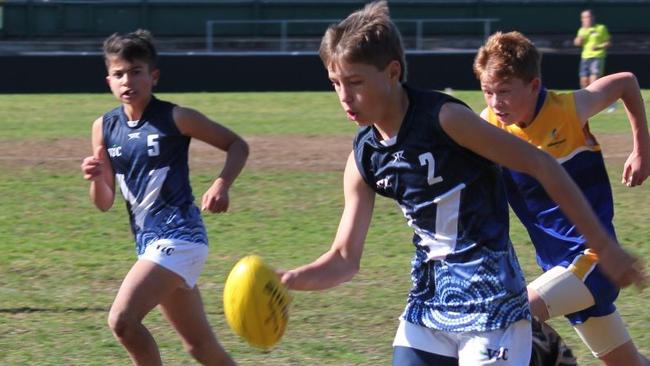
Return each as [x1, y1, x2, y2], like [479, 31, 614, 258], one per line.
[103, 96, 207, 255]
[353, 86, 529, 332]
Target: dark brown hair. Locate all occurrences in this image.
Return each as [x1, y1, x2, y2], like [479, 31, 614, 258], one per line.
[103, 29, 157, 70]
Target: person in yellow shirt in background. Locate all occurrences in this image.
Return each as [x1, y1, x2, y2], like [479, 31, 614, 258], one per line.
[574, 9, 611, 89]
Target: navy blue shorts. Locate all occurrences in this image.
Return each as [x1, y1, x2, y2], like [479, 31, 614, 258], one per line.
[393, 346, 458, 366]
[565, 264, 619, 325]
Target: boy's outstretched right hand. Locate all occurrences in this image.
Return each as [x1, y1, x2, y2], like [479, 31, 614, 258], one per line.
[81, 145, 107, 181]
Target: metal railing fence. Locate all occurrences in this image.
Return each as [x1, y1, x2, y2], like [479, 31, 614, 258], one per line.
[205, 18, 499, 53]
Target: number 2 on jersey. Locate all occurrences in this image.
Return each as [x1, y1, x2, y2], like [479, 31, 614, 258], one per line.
[419, 152, 443, 185]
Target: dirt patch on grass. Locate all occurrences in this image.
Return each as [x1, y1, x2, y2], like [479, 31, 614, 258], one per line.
[0, 133, 633, 174]
[0, 135, 352, 173]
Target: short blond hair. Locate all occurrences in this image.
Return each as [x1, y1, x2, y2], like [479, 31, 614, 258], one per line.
[319, 1, 407, 82]
[473, 31, 541, 83]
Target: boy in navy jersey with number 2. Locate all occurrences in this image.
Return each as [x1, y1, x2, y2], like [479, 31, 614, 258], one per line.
[80, 30, 247, 365]
[278, 2, 646, 365]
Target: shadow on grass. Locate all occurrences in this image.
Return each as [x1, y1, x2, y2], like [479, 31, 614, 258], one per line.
[0, 306, 107, 314]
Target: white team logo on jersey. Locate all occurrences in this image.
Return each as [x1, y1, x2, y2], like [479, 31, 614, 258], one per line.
[392, 150, 405, 163]
[108, 145, 122, 157]
[128, 132, 141, 140]
[376, 175, 393, 190]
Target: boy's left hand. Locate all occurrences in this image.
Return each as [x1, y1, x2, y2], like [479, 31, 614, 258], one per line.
[201, 178, 230, 213]
[622, 151, 650, 187]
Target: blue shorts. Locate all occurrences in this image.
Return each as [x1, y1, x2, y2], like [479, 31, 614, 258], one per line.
[393, 346, 458, 366]
[579, 57, 605, 78]
[560, 251, 619, 325]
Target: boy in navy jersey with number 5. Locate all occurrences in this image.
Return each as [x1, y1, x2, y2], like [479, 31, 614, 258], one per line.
[279, 2, 646, 365]
[80, 30, 247, 365]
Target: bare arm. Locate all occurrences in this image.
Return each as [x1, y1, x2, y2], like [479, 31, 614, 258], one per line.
[80, 117, 115, 211]
[280, 152, 376, 291]
[573, 28, 585, 47]
[574, 72, 650, 186]
[440, 102, 646, 289]
[174, 106, 249, 213]
[573, 35, 583, 47]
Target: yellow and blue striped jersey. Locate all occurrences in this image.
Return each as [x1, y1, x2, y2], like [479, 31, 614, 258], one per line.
[485, 91, 616, 271]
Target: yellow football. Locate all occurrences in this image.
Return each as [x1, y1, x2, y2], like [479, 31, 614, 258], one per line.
[223, 255, 292, 349]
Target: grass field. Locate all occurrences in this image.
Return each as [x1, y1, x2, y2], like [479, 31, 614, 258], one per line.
[0, 91, 648, 365]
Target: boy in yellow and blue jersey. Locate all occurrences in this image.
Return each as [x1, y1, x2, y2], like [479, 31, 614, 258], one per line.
[474, 31, 649, 366]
